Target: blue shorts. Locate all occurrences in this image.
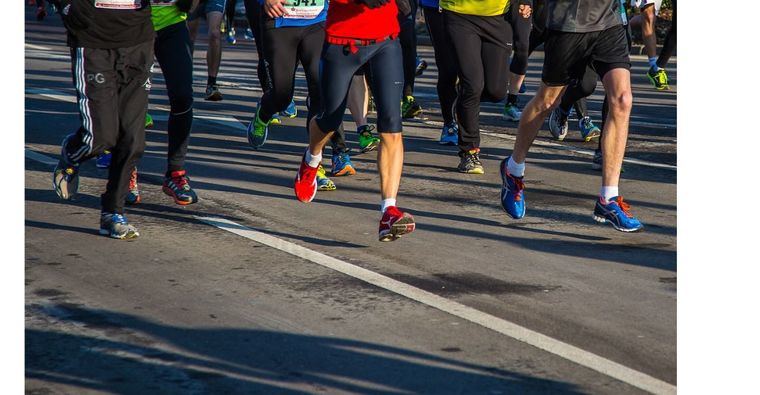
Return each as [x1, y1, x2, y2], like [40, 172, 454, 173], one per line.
[316, 38, 403, 134]
[189, 0, 227, 20]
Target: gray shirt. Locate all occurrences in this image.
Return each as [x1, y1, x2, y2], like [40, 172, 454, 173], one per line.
[546, 0, 622, 33]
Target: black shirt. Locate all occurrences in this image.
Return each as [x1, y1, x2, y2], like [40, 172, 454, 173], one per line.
[61, 0, 154, 48]
[546, 0, 622, 33]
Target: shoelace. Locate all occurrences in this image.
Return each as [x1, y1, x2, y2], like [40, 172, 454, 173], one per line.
[509, 174, 525, 202]
[171, 175, 189, 190]
[615, 196, 633, 218]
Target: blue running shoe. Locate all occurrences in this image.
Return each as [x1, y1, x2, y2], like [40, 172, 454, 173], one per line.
[499, 157, 525, 219]
[269, 112, 281, 125]
[96, 151, 112, 169]
[247, 108, 269, 149]
[439, 122, 458, 145]
[593, 196, 643, 232]
[578, 116, 601, 142]
[100, 212, 140, 239]
[244, 27, 254, 41]
[279, 100, 297, 118]
[226, 27, 237, 45]
[519, 82, 527, 94]
[331, 151, 356, 177]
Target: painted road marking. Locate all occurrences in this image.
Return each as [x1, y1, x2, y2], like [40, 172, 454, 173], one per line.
[196, 216, 676, 395]
[22, 146, 676, 394]
[25, 43, 52, 51]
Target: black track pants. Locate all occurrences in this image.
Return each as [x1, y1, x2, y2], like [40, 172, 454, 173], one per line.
[398, 1, 418, 98]
[243, 0, 272, 92]
[507, 4, 532, 76]
[258, 23, 346, 152]
[155, 22, 194, 174]
[445, 10, 510, 152]
[423, 6, 457, 125]
[64, 40, 153, 214]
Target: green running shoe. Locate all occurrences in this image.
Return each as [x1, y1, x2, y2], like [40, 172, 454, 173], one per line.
[316, 164, 336, 191]
[145, 112, 153, 128]
[401, 95, 422, 119]
[357, 125, 380, 153]
[246, 108, 269, 149]
[647, 67, 669, 90]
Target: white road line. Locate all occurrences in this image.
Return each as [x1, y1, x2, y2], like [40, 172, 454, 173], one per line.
[25, 148, 59, 166]
[25, 88, 77, 104]
[25, 43, 52, 50]
[419, 119, 677, 171]
[196, 215, 676, 395]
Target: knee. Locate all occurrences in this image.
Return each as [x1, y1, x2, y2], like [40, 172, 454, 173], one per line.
[483, 83, 507, 103]
[608, 91, 633, 114]
[170, 91, 193, 114]
[208, 27, 222, 42]
[459, 80, 484, 101]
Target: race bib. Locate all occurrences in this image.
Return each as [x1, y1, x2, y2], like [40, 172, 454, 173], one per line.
[283, 0, 324, 19]
[150, 0, 176, 6]
[95, 0, 142, 9]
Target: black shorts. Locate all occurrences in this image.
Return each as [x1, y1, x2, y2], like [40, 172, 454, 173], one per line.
[542, 24, 630, 86]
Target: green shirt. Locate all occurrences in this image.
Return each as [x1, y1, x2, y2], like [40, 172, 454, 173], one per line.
[151, 1, 187, 31]
[440, 0, 511, 16]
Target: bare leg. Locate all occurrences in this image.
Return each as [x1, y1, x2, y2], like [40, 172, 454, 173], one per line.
[508, 73, 526, 96]
[308, 118, 334, 157]
[600, 68, 633, 187]
[378, 133, 403, 200]
[347, 74, 369, 127]
[188, 18, 201, 46]
[205, 11, 224, 78]
[640, 6, 658, 59]
[511, 83, 566, 163]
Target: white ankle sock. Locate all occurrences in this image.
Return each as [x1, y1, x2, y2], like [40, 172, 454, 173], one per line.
[507, 156, 525, 177]
[600, 186, 619, 203]
[380, 198, 397, 214]
[305, 151, 322, 168]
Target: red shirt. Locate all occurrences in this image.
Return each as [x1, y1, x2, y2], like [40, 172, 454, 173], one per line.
[326, 0, 400, 41]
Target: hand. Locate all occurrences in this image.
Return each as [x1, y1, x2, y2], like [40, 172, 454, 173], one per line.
[519, 4, 532, 18]
[355, 0, 388, 9]
[265, 0, 287, 18]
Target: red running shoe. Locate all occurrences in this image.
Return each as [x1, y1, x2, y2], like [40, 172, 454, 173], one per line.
[294, 154, 318, 203]
[378, 206, 415, 242]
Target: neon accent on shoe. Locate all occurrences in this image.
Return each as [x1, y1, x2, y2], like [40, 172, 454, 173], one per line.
[647, 67, 669, 90]
[457, 149, 484, 174]
[378, 206, 416, 242]
[439, 122, 458, 145]
[331, 151, 356, 177]
[247, 108, 269, 149]
[593, 196, 643, 232]
[316, 165, 336, 191]
[163, 169, 199, 205]
[226, 28, 237, 45]
[357, 125, 380, 153]
[279, 100, 297, 118]
[269, 113, 281, 125]
[53, 159, 79, 200]
[578, 116, 601, 142]
[99, 212, 140, 239]
[145, 112, 154, 128]
[401, 96, 422, 119]
[294, 152, 318, 203]
[500, 157, 526, 219]
[502, 103, 522, 121]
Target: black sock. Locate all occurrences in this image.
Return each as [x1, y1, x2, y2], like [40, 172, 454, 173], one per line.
[507, 94, 518, 105]
[207, 76, 217, 86]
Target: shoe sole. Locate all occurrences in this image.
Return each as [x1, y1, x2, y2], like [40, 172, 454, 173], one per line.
[458, 167, 485, 175]
[499, 158, 526, 219]
[205, 92, 223, 101]
[99, 228, 140, 239]
[402, 108, 422, 119]
[53, 173, 78, 200]
[592, 214, 643, 233]
[360, 142, 379, 153]
[502, 114, 520, 121]
[280, 111, 298, 119]
[162, 186, 197, 205]
[332, 166, 356, 177]
[379, 217, 416, 242]
[646, 75, 669, 90]
[583, 130, 601, 142]
[439, 141, 457, 145]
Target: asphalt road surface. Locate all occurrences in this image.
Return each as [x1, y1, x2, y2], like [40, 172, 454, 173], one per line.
[25, 7, 676, 395]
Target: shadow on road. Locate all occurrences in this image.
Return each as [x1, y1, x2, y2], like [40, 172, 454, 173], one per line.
[26, 304, 584, 394]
